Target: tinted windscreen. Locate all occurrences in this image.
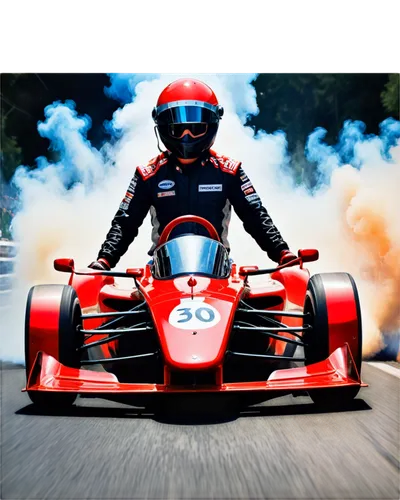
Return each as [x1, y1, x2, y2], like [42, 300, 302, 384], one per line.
[152, 235, 230, 279]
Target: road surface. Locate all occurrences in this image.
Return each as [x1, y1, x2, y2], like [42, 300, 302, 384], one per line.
[1, 363, 399, 499]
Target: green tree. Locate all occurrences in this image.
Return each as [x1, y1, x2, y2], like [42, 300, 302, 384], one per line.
[0, 72, 26, 182]
[1, 115, 23, 182]
[381, 74, 399, 116]
[1, 114, 21, 239]
[0, 208, 13, 239]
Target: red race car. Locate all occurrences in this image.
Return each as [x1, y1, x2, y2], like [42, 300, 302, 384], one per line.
[24, 215, 365, 411]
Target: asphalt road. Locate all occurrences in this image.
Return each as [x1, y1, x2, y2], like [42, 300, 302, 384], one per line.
[1, 363, 399, 500]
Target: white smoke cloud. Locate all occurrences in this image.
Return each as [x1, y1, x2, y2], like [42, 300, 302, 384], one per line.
[1, 74, 399, 363]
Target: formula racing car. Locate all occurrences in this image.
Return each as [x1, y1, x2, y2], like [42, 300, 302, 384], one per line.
[24, 215, 365, 411]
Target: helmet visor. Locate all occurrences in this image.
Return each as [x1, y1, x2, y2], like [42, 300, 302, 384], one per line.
[156, 105, 219, 126]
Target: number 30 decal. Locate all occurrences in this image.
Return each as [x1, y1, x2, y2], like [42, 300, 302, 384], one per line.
[169, 299, 221, 330]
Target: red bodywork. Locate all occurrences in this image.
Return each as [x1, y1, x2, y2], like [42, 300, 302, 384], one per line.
[24, 216, 365, 401]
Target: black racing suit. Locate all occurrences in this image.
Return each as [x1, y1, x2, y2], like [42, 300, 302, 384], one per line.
[97, 150, 289, 267]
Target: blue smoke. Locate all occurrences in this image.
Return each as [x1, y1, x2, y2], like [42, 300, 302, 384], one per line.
[380, 117, 400, 155]
[306, 117, 400, 187]
[13, 100, 106, 190]
[105, 73, 160, 104]
[336, 118, 400, 166]
[103, 73, 161, 137]
[336, 120, 367, 166]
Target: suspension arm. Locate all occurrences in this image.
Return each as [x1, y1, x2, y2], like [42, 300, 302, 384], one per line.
[233, 325, 307, 346]
[227, 350, 306, 362]
[237, 308, 308, 318]
[80, 326, 153, 335]
[80, 351, 159, 365]
[81, 309, 147, 319]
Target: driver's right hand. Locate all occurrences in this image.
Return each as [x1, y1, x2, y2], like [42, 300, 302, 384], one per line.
[279, 250, 297, 266]
[88, 258, 111, 270]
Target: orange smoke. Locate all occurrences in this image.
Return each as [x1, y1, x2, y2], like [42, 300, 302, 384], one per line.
[329, 151, 400, 357]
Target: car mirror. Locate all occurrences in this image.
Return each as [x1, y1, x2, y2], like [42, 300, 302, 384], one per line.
[239, 265, 259, 276]
[54, 258, 75, 273]
[298, 249, 319, 262]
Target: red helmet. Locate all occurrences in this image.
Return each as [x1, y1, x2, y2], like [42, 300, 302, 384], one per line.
[152, 78, 224, 159]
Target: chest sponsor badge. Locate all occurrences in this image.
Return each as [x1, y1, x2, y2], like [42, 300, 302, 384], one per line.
[199, 184, 223, 192]
[157, 190, 176, 198]
[158, 180, 175, 190]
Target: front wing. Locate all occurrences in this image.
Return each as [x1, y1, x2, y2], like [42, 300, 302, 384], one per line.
[24, 345, 366, 395]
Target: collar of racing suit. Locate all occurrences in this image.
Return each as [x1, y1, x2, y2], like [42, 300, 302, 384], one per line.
[170, 150, 212, 172]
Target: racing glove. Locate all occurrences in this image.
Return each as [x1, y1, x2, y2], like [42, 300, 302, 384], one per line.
[88, 258, 111, 270]
[279, 250, 297, 266]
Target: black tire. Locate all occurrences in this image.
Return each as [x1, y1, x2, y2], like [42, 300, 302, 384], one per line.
[25, 285, 83, 408]
[303, 273, 362, 407]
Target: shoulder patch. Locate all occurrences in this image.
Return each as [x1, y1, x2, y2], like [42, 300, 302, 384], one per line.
[137, 152, 168, 180]
[209, 149, 241, 175]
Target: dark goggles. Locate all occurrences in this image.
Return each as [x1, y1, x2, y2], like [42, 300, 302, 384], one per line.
[169, 122, 208, 139]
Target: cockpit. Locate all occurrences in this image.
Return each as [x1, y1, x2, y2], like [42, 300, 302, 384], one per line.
[152, 235, 231, 279]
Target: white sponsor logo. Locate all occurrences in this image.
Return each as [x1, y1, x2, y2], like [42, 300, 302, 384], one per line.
[245, 193, 260, 202]
[168, 297, 221, 330]
[158, 180, 175, 190]
[127, 176, 138, 194]
[221, 158, 239, 172]
[199, 184, 223, 192]
[157, 190, 175, 198]
[241, 180, 253, 191]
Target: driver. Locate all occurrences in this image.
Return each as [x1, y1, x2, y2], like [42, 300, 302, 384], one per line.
[89, 78, 296, 270]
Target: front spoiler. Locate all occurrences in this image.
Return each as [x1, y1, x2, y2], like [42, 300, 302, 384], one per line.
[24, 345, 366, 394]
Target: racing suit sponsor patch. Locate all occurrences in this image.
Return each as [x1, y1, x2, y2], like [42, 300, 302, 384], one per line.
[219, 158, 241, 174]
[138, 155, 168, 180]
[127, 176, 138, 194]
[199, 184, 223, 192]
[244, 187, 255, 195]
[119, 201, 130, 211]
[120, 185, 135, 210]
[157, 190, 176, 198]
[139, 165, 154, 178]
[241, 180, 253, 191]
[209, 150, 241, 175]
[245, 193, 260, 202]
[240, 174, 248, 182]
[158, 180, 175, 190]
